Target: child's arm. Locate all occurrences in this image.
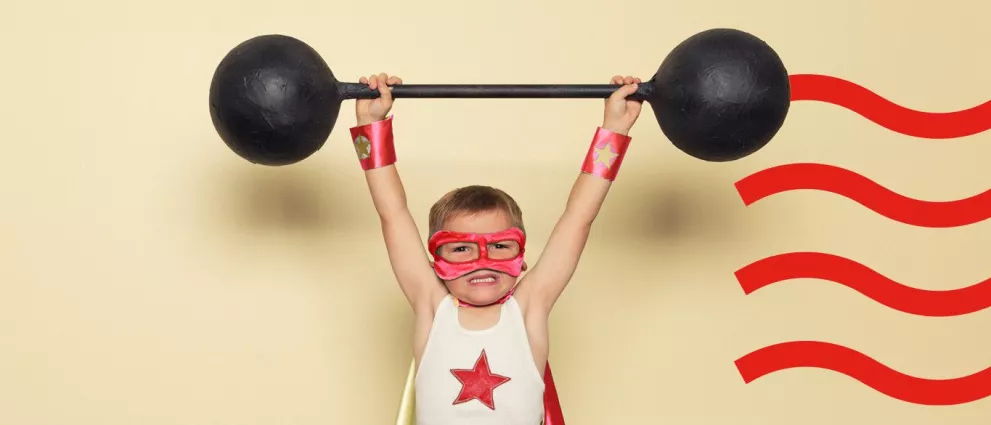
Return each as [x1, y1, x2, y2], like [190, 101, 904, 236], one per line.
[519, 76, 643, 313]
[353, 73, 444, 311]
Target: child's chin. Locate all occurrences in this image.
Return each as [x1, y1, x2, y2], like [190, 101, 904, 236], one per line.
[461, 283, 509, 300]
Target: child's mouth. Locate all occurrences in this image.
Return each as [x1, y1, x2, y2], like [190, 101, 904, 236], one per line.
[468, 273, 499, 286]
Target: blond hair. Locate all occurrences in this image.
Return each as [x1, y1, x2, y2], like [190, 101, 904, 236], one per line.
[428, 185, 525, 236]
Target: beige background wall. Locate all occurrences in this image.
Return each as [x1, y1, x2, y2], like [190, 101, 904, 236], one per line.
[3, 0, 990, 423]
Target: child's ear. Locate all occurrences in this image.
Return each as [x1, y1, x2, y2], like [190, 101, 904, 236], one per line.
[521, 261, 528, 272]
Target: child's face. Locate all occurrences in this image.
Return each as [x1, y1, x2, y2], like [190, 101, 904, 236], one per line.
[436, 209, 526, 305]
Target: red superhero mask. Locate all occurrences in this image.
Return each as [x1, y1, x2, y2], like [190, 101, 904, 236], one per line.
[427, 227, 526, 281]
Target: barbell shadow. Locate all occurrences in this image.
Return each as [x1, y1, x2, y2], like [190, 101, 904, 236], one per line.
[200, 156, 421, 366]
[195, 135, 759, 294]
[595, 169, 748, 247]
[197, 153, 384, 268]
[218, 165, 348, 234]
[392, 156, 748, 249]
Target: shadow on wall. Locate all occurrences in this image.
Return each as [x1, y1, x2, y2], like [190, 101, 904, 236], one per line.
[197, 151, 422, 363]
[595, 165, 751, 248]
[393, 158, 753, 250]
[195, 152, 381, 259]
[218, 164, 351, 232]
[193, 144, 760, 283]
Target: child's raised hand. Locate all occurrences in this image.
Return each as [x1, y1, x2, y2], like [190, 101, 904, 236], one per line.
[356, 73, 403, 126]
[602, 75, 643, 135]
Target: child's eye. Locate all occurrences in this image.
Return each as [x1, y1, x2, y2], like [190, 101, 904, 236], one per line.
[493, 244, 508, 249]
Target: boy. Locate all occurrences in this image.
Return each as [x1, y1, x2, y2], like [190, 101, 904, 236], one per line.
[349, 72, 643, 424]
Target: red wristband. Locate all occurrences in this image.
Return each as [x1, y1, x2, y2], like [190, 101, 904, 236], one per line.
[349, 116, 397, 170]
[580, 127, 632, 181]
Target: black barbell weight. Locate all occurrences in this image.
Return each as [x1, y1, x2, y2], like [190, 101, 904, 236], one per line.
[208, 28, 790, 166]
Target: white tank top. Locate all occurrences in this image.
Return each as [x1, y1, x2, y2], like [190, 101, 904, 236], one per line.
[414, 294, 545, 425]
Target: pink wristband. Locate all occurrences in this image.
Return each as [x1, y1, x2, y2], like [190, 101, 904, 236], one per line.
[580, 127, 632, 181]
[349, 116, 397, 170]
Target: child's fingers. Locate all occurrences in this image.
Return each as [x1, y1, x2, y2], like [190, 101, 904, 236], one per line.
[608, 86, 630, 103]
[360, 76, 368, 84]
[607, 76, 625, 104]
[377, 74, 393, 102]
[618, 83, 639, 97]
[378, 84, 392, 102]
[610, 84, 638, 106]
[368, 74, 379, 90]
[387, 76, 402, 85]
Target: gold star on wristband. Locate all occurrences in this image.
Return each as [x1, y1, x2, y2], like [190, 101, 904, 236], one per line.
[354, 135, 372, 160]
[594, 141, 619, 168]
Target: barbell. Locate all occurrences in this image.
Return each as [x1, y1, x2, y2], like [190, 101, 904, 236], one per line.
[208, 28, 791, 166]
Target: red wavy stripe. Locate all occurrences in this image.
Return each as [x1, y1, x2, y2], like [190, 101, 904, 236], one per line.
[790, 74, 991, 138]
[735, 163, 991, 227]
[736, 252, 991, 317]
[736, 341, 991, 405]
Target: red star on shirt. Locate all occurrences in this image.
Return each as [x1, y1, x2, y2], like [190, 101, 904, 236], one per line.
[450, 349, 511, 410]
